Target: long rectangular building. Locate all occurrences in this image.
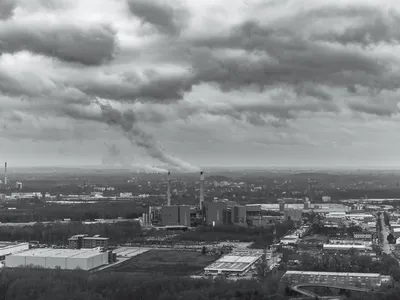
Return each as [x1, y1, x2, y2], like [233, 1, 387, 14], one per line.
[5, 248, 109, 270]
[281, 270, 392, 289]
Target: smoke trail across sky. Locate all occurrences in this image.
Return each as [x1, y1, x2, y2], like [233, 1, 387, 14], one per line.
[64, 99, 200, 172]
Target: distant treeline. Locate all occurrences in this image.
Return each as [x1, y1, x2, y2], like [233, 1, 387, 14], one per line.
[0, 202, 146, 223]
[0, 221, 142, 245]
[172, 221, 295, 248]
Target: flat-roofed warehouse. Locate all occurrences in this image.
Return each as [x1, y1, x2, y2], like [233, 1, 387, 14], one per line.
[0, 242, 29, 259]
[5, 248, 109, 270]
[204, 250, 263, 275]
[281, 271, 392, 289]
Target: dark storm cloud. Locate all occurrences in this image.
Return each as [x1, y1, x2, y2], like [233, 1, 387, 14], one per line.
[309, 8, 400, 46]
[127, 0, 190, 36]
[189, 20, 387, 90]
[348, 101, 398, 117]
[79, 72, 192, 102]
[0, 0, 16, 20]
[0, 23, 117, 66]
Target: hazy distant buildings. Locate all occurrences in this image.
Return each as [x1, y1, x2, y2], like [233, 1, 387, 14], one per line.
[15, 182, 22, 190]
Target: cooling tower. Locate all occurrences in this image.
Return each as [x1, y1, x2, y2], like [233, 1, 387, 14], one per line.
[167, 171, 171, 206]
[200, 171, 204, 210]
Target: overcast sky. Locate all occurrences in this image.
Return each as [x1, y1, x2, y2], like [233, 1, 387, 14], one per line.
[1, 0, 400, 171]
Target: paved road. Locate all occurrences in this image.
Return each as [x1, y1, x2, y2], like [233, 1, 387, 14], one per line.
[380, 213, 391, 254]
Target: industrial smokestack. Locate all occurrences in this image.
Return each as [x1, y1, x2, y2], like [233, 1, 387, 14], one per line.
[167, 171, 171, 206]
[4, 162, 7, 186]
[199, 171, 204, 210]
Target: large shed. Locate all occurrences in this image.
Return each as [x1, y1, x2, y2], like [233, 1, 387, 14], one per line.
[5, 248, 108, 270]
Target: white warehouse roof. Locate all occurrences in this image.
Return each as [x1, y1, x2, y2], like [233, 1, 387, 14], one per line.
[6, 248, 109, 271]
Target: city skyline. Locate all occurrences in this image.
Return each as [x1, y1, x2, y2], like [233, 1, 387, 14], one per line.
[1, 0, 400, 170]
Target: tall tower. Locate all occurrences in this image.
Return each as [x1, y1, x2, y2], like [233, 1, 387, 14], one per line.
[4, 162, 7, 186]
[167, 171, 171, 206]
[199, 171, 204, 210]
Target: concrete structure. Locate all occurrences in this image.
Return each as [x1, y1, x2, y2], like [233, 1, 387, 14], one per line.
[304, 200, 310, 210]
[161, 205, 179, 226]
[5, 248, 109, 270]
[179, 205, 191, 226]
[279, 200, 285, 212]
[15, 182, 22, 190]
[4, 162, 7, 186]
[323, 244, 370, 251]
[167, 171, 171, 206]
[393, 228, 400, 239]
[68, 234, 109, 249]
[199, 171, 204, 210]
[322, 196, 331, 202]
[232, 205, 246, 225]
[0, 242, 29, 259]
[204, 250, 263, 275]
[284, 209, 302, 222]
[346, 213, 375, 222]
[281, 270, 392, 289]
[206, 202, 227, 225]
[161, 205, 191, 226]
[354, 232, 373, 240]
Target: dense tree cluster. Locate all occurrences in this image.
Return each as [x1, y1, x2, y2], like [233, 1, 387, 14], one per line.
[0, 221, 142, 245]
[0, 202, 146, 223]
[0, 268, 286, 300]
[172, 221, 294, 248]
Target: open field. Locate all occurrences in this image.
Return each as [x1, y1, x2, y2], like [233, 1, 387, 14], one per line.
[107, 249, 219, 276]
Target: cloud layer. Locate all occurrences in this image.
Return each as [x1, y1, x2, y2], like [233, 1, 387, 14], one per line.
[1, 0, 400, 169]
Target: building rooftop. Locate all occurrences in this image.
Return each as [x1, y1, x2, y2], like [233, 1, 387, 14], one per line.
[68, 235, 108, 241]
[284, 270, 381, 277]
[10, 248, 104, 259]
[0, 242, 28, 249]
[323, 244, 366, 249]
[204, 251, 263, 272]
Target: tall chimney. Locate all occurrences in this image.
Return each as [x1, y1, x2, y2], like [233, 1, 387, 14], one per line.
[4, 162, 7, 186]
[199, 171, 204, 210]
[167, 171, 171, 206]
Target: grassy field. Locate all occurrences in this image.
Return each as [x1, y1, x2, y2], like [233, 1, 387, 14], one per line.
[108, 250, 219, 276]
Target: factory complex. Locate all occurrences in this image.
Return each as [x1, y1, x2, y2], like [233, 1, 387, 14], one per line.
[5, 248, 109, 270]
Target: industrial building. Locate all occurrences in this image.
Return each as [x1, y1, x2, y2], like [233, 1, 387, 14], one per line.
[353, 232, 373, 240]
[161, 205, 191, 226]
[205, 202, 247, 226]
[284, 209, 302, 222]
[281, 270, 392, 289]
[248, 215, 281, 227]
[204, 250, 263, 275]
[0, 242, 29, 259]
[68, 234, 109, 249]
[322, 244, 371, 252]
[5, 248, 109, 270]
[393, 228, 400, 239]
